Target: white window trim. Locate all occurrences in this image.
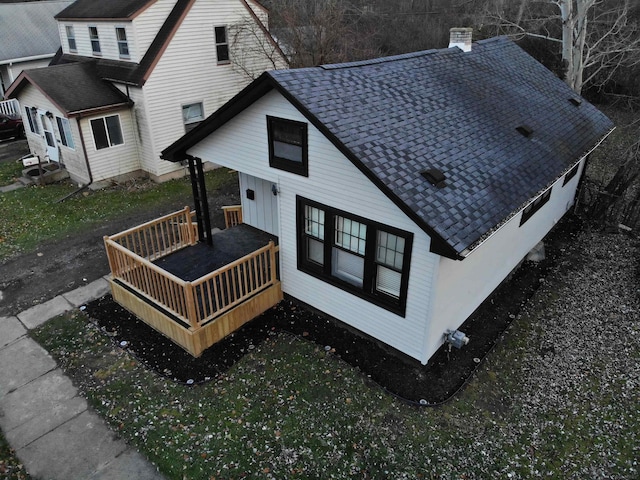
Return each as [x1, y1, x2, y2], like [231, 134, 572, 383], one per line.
[88, 25, 101, 55]
[115, 26, 130, 59]
[214, 25, 230, 65]
[56, 116, 75, 150]
[90, 114, 124, 150]
[65, 25, 77, 53]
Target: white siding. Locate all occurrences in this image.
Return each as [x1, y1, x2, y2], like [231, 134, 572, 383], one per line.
[130, 0, 179, 60]
[239, 173, 279, 236]
[80, 109, 140, 181]
[187, 91, 440, 362]
[16, 84, 90, 184]
[58, 21, 138, 62]
[429, 159, 587, 359]
[141, 0, 286, 178]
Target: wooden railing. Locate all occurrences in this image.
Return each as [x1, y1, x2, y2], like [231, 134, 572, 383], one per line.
[222, 205, 243, 228]
[107, 206, 197, 262]
[104, 211, 279, 330]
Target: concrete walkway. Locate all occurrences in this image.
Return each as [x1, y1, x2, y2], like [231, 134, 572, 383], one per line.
[0, 278, 165, 480]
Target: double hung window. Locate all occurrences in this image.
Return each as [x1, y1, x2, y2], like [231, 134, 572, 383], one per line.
[182, 102, 204, 132]
[89, 26, 101, 54]
[90, 115, 123, 150]
[214, 26, 229, 63]
[116, 27, 129, 58]
[66, 26, 77, 52]
[24, 107, 39, 134]
[298, 197, 412, 314]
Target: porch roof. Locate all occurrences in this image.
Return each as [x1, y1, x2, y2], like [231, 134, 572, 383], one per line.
[5, 62, 132, 116]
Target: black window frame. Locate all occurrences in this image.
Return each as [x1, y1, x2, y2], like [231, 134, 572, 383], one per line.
[520, 188, 552, 226]
[296, 196, 413, 315]
[267, 116, 308, 176]
[562, 162, 581, 186]
[214, 26, 230, 64]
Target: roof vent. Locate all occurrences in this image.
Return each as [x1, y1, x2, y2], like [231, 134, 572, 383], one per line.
[516, 125, 533, 137]
[569, 97, 582, 107]
[421, 168, 447, 188]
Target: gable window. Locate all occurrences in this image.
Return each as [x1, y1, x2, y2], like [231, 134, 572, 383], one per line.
[267, 116, 308, 176]
[89, 26, 101, 55]
[214, 26, 230, 64]
[520, 188, 552, 226]
[116, 27, 129, 58]
[562, 162, 580, 186]
[56, 116, 75, 149]
[90, 114, 123, 150]
[182, 102, 204, 132]
[24, 107, 39, 134]
[65, 26, 77, 52]
[297, 196, 412, 315]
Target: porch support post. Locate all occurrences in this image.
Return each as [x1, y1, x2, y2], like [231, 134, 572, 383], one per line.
[187, 155, 212, 246]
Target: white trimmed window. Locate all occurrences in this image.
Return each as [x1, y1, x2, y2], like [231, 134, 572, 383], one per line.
[182, 102, 204, 132]
[56, 116, 75, 149]
[65, 25, 77, 52]
[214, 26, 230, 64]
[24, 107, 39, 134]
[116, 27, 129, 58]
[89, 26, 101, 54]
[90, 115, 123, 150]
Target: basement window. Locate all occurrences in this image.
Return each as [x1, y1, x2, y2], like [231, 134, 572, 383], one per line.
[520, 188, 552, 226]
[562, 162, 581, 186]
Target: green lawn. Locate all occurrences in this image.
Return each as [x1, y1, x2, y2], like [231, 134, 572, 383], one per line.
[0, 169, 234, 261]
[33, 228, 639, 479]
[0, 160, 23, 187]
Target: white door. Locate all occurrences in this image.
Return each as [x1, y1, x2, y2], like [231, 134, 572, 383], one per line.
[38, 112, 59, 162]
[239, 173, 279, 237]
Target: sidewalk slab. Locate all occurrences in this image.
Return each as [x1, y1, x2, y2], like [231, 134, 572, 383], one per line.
[63, 277, 111, 307]
[0, 337, 56, 398]
[17, 410, 129, 480]
[17, 295, 73, 329]
[0, 369, 87, 449]
[89, 449, 165, 480]
[0, 182, 23, 193]
[0, 316, 26, 348]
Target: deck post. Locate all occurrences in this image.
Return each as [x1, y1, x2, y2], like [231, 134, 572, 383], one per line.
[184, 206, 195, 245]
[268, 241, 277, 285]
[103, 236, 117, 276]
[184, 281, 200, 331]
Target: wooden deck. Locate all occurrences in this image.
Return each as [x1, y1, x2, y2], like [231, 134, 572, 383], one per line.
[104, 207, 282, 357]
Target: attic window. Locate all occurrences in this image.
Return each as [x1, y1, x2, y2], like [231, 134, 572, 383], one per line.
[569, 97, 582, 107]
[516, 125, 533, 137]
[421, 168, 446, 188]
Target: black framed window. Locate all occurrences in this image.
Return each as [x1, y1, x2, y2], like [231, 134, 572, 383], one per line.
[520, 188, 552, 226]
[563, 162, 580, 186]
[214, 26, 229, 64]
[297, 196, 412, 315]
[268, 116, 308, 176]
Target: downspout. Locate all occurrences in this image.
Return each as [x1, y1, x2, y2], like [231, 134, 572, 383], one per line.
[56, 116, 93, 202]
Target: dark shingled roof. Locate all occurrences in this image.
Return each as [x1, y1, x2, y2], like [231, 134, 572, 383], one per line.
[55, 0, 155, 20]
[18, 62, 131, 115]
[162, 36, 614, 257]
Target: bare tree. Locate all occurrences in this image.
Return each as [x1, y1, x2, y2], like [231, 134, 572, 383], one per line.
[481, 0, 640, 94]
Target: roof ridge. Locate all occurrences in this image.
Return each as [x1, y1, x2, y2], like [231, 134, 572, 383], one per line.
[319, 47, 450, 71]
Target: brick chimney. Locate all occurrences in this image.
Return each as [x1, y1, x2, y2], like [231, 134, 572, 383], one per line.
[448, 27, 473, 52]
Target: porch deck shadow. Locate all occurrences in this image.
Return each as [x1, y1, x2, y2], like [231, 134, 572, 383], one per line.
[154, 224, 278, 281]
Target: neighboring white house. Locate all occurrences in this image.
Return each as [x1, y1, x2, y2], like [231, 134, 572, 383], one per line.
[5, 0, 286, 185]
[161, 32, 614, 365]
[0, 1, 73, 99]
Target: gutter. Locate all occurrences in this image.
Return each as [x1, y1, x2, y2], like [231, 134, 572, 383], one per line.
[460, 126, 616, 258]
[0, 53, 55, 66]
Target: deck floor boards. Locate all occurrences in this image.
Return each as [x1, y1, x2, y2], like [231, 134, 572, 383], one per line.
[154, 224, 278, 281]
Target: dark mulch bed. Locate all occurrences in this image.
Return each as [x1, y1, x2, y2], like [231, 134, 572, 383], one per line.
[84, 217, 581, 405]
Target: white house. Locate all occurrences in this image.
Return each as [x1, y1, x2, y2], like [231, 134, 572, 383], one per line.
[161, 32, 614, 364]
[5, 0, 286, 185]
[0, 1, 73, 99]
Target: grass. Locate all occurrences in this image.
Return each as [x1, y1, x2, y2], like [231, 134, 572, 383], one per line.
[0, 168, 234, 261]
[0, 160, 23, 187]
[32, 231, 639, 480]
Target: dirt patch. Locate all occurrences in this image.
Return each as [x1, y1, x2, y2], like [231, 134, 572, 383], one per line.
[0, 177, 239, 317]
[84, 216, 583, 404]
